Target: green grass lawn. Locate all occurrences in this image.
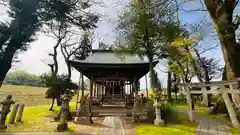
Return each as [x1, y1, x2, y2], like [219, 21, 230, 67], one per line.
[172, 102, 228, 121]
[0, 85, 83, 132]
[137, 114, 198, 135]
[137, 101, 198, 135]
[0, 103, 77, 132]
[229, 128, 240, 135]
[137, 123, 197, 135]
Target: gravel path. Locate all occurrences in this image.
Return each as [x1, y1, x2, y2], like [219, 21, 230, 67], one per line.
[176, 108, 233, 135]
[194, 114, 232, 135]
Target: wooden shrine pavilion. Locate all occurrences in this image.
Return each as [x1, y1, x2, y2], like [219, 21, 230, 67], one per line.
[68, 49, 158, 121]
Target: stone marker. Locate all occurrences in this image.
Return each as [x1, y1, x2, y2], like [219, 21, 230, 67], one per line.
[0, 95, 15, 129]
[57, 90, 72, 132]
[9, 104, 19, 124]
[153, 99, 163, 126]
[16, 104, 25, 122]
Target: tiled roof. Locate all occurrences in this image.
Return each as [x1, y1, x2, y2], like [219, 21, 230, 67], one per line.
[72, 50, 149, 64]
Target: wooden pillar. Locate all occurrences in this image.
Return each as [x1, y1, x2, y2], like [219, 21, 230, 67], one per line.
[122, 84, 124, 96]
[103, 86, 106, 96]
[94, 83, 97, 97]
[81, 73, 84, 98]
[96, 83, 99, 97]
[130, 83, 132, 94]
[102, 83, 104, 103]
[145, 75, 148, 98]
[134, 77, 138, 95]
[76, 72, 81, 109]
[124, 82, 126, 95]
[89, 77, 93, 123]
[113, 82, 115, 101]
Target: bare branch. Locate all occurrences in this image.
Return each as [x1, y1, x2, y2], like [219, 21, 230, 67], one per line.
[234, 15, 240, 30]
[179, 8, 207, 12]
[48, 53, 54, 56]
[199, 44, 219, 55]
[234, 0, 240, 9]
[60, 45, 68, 60]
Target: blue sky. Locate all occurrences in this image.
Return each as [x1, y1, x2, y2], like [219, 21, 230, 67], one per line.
[0, 0, 227, 89]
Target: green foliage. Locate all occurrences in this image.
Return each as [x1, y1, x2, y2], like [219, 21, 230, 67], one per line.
[229, 128, 240, 135]
[74, 30, 92, 60]
[44, 73, 78, 99]
[39, 73, 52, 87]
[197, 57, 223, 80]
[0, 0, 99, 84]
[167, 37, 200, 81]
[160, 103, 178, 125]
[4, 71, 41, 86]
[149, 69, 161, 92]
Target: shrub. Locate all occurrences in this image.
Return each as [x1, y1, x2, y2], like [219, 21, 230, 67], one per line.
[160, 103, 178, 125]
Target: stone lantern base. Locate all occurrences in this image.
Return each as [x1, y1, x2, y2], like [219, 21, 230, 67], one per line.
[154, 119, 164, 126]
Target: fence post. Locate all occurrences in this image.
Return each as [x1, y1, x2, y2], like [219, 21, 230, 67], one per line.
[9, 104, 19, 124]
[16, 104, 25, 122]
[185, 85, 193, 121]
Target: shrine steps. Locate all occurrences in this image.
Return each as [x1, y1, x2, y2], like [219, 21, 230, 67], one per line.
[101, 104, 126, 108]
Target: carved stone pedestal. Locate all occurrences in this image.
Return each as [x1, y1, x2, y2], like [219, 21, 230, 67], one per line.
[153, 99, 163, 126]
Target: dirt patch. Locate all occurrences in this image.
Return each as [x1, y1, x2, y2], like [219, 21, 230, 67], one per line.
[121, 117, 136, 135]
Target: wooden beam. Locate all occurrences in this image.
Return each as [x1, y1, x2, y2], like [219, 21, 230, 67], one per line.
[175, 79, 240, 87]
[190, 90, 240, 94]
[95, 77, 130, 81]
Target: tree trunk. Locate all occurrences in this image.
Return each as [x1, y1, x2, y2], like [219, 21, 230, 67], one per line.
[66, 61, 71, 84]
[49, 97, 55, 111]
[52, 40, 61, 77]
[0, 35, 10, 50]
[148, 59, 155, 92]
[0, 46, 17, 88]
[56, 96, 61, 106]
[0, 25, 11, 49]
[194, 49, 212, 107]
[167, 68, 172, 103]
[205, 0, 240, 110]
